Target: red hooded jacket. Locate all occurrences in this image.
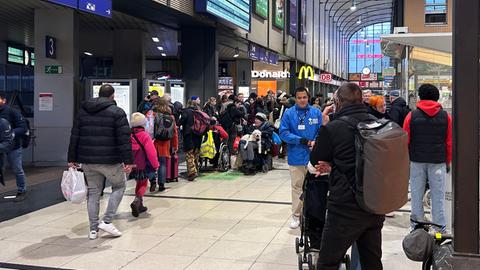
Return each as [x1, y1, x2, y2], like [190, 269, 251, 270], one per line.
[403, 100, 452, 164]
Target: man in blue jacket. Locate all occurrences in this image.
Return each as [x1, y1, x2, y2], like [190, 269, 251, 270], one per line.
[280, 87, 322, 229]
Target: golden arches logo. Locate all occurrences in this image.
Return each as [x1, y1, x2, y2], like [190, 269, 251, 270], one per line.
[298, 66, 314, 80]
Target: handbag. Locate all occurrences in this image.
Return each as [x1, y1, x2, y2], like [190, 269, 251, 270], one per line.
[61, 168, 87, 204]
[274, 105, 285, 129]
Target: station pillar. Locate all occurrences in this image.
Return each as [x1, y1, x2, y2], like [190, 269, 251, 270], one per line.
[33, 8, 79, 165]
[181, 27, 218, 102]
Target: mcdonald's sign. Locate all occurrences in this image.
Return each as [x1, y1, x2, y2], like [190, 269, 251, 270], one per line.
[298, 65, 315, 80]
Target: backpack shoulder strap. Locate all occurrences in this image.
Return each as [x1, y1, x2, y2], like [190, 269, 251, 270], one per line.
[337, 116, 360, 130]
[132, 132, 147, 154]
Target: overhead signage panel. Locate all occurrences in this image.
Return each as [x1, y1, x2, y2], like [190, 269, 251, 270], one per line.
[254, 0, 268, 19]
[47, 0, 78, 8]
[196, 0, 250, 31]
[78, 0, 112, 18]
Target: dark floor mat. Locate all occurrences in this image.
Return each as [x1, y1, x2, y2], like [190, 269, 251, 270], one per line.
[0, 178, 65, 222]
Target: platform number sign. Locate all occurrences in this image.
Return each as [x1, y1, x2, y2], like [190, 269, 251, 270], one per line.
[46, 36, 56, 59]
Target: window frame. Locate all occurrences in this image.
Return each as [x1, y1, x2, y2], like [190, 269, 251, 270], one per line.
[424, 0, 448, 26]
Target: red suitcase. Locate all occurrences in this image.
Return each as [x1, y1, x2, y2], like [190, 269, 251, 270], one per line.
[166, 153, 179, 182]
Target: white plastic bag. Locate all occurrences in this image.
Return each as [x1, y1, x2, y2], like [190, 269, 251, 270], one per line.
[61, 168, 87, 204]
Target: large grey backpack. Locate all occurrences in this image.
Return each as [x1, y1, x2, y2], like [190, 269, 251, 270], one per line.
[339, 116, 410, 215]
[154, 113, 175, 141]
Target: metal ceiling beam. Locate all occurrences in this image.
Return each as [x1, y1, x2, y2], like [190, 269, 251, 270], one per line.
[338, 3, 393, 30]
[333, 0, 392, 24]
[342, 12, 392, 34]
[345, 17, 391, 39]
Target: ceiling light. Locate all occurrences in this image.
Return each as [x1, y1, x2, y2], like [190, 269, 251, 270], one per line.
[161, 53, 166, 57]
[157, 46, 164, 51]
[350, 0, 357, 11]
[83, 52, 93, 56]
[233, 47, 240, 58]
[152, 37, 160, 42]
[356, 18, 362, 24]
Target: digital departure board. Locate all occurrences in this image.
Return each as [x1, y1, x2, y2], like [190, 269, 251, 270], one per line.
[196, 0, 250, 31]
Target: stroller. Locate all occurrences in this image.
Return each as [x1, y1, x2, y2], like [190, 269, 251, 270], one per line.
[296, 173, 351, 270]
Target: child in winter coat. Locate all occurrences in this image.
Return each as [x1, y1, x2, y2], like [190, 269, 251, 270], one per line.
[130, 112, 160, 217]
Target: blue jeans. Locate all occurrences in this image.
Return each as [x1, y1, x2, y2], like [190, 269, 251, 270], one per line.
[410, 162, 447, 232]
[350, 242, 362, 270]
[158, 157, 167, 184]
[1, 148, 26, 193]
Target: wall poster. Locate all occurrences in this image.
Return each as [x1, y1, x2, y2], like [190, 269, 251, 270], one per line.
[289, 0, 297, 37]
[273, 0, 285, 29]
[254, 0, 268, 19]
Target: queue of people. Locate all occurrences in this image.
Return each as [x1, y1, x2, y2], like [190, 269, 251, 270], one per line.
[65, 82, 451, 270]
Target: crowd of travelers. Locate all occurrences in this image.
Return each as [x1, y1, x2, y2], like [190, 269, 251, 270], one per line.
[64, 81, 451, 270]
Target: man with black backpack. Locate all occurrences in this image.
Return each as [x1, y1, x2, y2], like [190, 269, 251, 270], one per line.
[310, 83, 409, 270]
[387, 90, 410, 127]
[0, 92, 28, 202]
[403, 84, 452, 233]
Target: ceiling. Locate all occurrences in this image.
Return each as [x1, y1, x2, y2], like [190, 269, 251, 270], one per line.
[0, 0, 179, 57]
[322, 0, 394, 39]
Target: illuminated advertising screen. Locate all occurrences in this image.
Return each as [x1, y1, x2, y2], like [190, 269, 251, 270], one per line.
[196, 0, 250, 31]
[299, 0, 306, 42]
[273, 0, 285, 29]
[254, 0, 268, 19]
[289, 0, 297, 37]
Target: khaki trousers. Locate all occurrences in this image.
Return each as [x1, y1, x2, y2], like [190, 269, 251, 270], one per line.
[289, 166, 308, 217]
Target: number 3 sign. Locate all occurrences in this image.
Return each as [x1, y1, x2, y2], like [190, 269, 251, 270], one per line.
[45, 36, 56, 59]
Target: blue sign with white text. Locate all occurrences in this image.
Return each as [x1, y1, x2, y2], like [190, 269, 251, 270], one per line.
[78, 0, 112, 18]
[47, 0, 77, 8]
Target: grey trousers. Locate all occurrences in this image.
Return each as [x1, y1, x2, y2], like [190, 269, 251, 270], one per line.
[83, 164, 126, 231]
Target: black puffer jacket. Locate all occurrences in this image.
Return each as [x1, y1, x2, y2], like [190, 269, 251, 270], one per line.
[68, 97, 133, 165]
[0, 105, 27, 150]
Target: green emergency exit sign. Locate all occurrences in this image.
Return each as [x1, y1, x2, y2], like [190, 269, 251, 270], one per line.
[45, 65, 63, 74]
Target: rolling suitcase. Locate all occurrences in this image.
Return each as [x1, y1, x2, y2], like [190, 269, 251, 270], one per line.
[166, 152, 179, 182]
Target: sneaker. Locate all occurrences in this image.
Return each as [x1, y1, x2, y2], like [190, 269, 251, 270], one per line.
[289, 215, 300, 229]
[98, 221, 122, 237]
[158, 183, 166, 192]
[13, 192, 26, 202]
[89, 230, 98, 240]
[187, 175, 196, 181]
[149, 182, 157, 193]
[386, 212, 395, 218]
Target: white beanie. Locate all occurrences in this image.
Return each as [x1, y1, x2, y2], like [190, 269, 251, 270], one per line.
[131, 112, 147, 128]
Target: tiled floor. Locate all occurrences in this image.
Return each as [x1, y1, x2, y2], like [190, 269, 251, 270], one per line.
[0, 160, 421, 270]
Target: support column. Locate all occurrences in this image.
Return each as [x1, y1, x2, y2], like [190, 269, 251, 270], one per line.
[113, 29, 145, 102]
[33, 9, 79, 165]
[182, 27, 218, 102]
[449, 0, 480, 267]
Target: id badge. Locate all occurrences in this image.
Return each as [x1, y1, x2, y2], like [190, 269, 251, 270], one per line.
[298, 124, 306, 130]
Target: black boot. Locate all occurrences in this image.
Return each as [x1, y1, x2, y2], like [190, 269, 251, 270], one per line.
[139, 199, 148, 214]
[158, 183, 166, 192]
[149, 182, 157, 193]
[130, 197, 141, 217]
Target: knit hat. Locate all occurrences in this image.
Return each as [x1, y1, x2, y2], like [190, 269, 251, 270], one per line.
[390, 90, 400, 97]
[255, 112, 267, 122]
[131, 112, 147, 128]
[191, 96, 199, 101]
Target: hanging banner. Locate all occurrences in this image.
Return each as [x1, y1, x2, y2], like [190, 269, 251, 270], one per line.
[289, 0, 297, 37]
[273, 0, 285, 29]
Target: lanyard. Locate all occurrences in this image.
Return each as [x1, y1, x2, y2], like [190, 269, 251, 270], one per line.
[296, 107, 308, 124]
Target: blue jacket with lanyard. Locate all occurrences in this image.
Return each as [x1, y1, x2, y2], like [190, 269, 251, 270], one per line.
[279, 104, 322, 166]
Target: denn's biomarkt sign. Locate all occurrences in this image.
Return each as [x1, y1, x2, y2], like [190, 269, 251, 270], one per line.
[252, 70, 291, 79]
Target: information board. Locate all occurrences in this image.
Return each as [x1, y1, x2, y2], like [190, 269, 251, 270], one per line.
[47, 0, 77, 8]
[289, 0, 298, 37]
[196, 0, 250, 31]
[254, 0, 268, 19]
[169, 81, 185, 105]
[90, 79, 137, 121]
[146, 80, 166, 97]
[78, 0, 112, 18]
[273, 0, 285, 29]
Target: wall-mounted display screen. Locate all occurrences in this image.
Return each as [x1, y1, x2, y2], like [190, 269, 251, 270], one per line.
[254, 0, 268, 19]
[7, 47, 24, 65]
[196, 0, 250, 31]
[273, 0, 285, 29]
[299, 0, 306, 42]
[289, 0, 297, 37]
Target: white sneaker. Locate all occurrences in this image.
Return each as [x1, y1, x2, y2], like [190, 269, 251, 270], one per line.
[386, 212, 395, 218]
[289, 215, 300, 229]
[89, 230, 98, 240]
[98, 221, 122, 237]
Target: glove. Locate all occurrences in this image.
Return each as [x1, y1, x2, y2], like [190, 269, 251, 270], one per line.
[446, 164, 451, 174]
[300, 138, 309, 146]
